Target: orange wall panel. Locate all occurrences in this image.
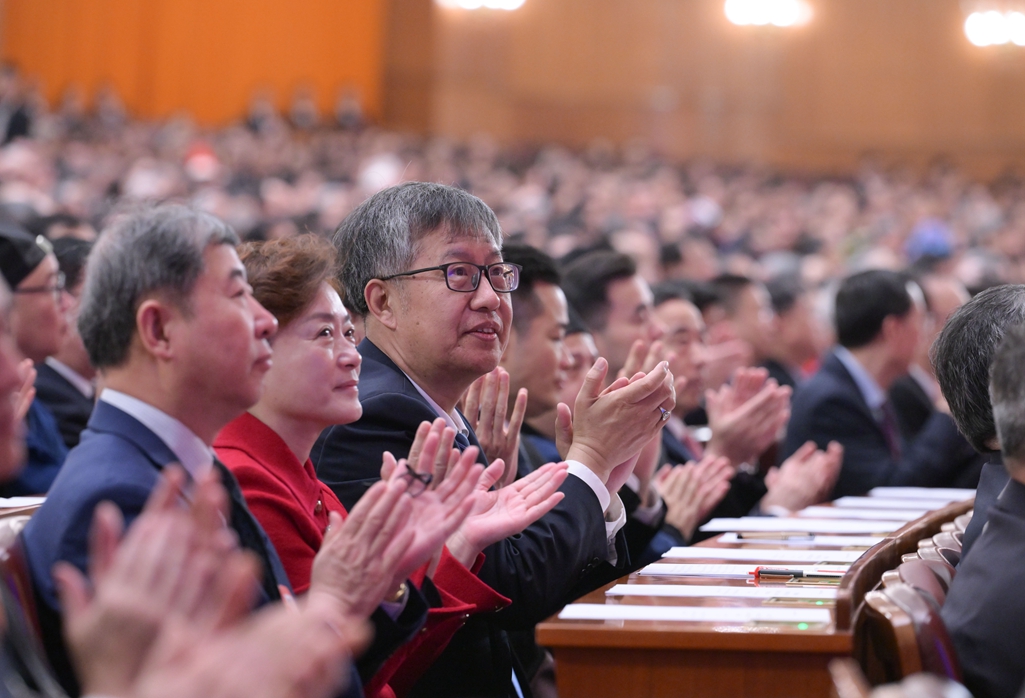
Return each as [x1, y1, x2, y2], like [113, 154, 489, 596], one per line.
[1, 0, 387, 124]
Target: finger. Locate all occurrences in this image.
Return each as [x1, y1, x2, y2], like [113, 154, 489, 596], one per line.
[381, 451, 398, 481]
[433, 427, 456, 478]
[643, 340, 664, 374]
[434, 447, 459, 490]
[145, 465, 188, 515]
[477, 457, 504, 491]
[478, 370, 499, 446]
[492, 370, 510, 445]
[576, 358, 609, 407]
[412, 431, 441, 479]
[53, 562, 91, 624]
[86, 501, 125, 584]
[507, 388, 528, 442]
[406, 420, 436, 474]
[619, 339, 648, 380]
[336, 481, 387, 540]
[462, 380, 484, 430]
[555, 402, 574, 458]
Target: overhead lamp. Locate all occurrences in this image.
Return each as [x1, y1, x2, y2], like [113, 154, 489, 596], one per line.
[964, 9, 1025, 46]
[435, 0, 525, 10]
[724, 0, 813, 27]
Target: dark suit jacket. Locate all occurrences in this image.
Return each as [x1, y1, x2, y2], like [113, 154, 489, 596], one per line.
[1, 400, 66, 497]
[960, 455, 1008, 563]
[314, 339, 630, 697]
[760, 358, 799, 391]
[33, 364, 93, 449]
[782, 350, 978, 498]
[888, 373, 933, 442]
[942, 477, 1025, 698]
[21, 401, 421, 698]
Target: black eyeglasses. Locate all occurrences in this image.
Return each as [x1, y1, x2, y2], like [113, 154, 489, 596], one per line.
[14, 271, 66, 302]
[399, 468, 433, 498]
[378, 262, 521, 293]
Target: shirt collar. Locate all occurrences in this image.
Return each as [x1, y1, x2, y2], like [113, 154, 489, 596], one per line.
[401, 372, 470, 436]
[44, 357, 95, 399]
[834, 346, 887, 413]
[99, 389, 214, 481]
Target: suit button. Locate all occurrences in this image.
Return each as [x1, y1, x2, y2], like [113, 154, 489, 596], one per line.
[315, 499, 323, 515]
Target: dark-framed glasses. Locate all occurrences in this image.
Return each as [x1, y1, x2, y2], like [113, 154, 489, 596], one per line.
[378, 262, 521, 293]
[399, 468, 433, 498]
[14, 271, 66, 302]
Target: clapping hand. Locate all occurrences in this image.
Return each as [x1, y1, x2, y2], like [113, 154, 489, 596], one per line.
[760, 440, 844, 513]
[655, 455, 733, 541]
[462, 367, 527, 488]
[705, 367, 790, 468]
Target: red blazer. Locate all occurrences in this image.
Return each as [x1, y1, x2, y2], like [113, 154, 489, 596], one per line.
[215, 412, 509, 698]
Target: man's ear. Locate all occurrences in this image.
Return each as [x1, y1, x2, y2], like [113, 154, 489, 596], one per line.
[135, 298, 177, 360]
[364, 279, 398, 331]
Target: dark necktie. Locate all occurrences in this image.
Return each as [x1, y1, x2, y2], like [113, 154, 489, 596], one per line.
[212, 459, 290, 602]
[454, 432, 471, 451]
[878, 401, 903, 461]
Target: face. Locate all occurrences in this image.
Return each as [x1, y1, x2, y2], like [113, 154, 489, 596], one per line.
[11, 254, 68, 363]
[777, 294, 822, 365]
[260, 283, 362, 430]
[557, 332, 600, 408]
[172, 245, 277, 421]
[0, 286, 26, 479]
[730, 284, 776, 358]
[654, 299, 707, 412]
[502, 282, 572, 418]
[593, 274, 665, 377]
[386, 228, 512, 392]
[889, 292, 925, 373]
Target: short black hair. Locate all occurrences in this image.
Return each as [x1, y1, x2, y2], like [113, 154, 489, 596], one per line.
[651, 280, 694, 308]
[711, 274, 756, 316]
[834, 270, 914, 349]
[933, 284, 1025, 453]
[501, 243, 562, 334]
[561, 250, 636, 331]
[990, 322, 1025, 464]
[51, 237, 93, 290]
[766, 273, 804, 315]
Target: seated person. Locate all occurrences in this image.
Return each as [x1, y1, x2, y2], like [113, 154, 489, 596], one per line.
[782, 269, 977, 498]
[34, 237, 96, 449]
[313, 182, 675, 698]
[0, 221, 69, 495]
[19, 204, 433, 697]
[217, 235, 566, 697]
[942, 321, 1025, 698]
[931, 284, 1025, 560]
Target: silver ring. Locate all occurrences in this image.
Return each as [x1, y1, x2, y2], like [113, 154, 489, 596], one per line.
[659, 407, 671, 422]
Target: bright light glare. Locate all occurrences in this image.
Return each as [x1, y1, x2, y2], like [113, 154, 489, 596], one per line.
[436, 0, 525, 9]
[963, 9, 1025, 46]
[724, 0, 812, 27]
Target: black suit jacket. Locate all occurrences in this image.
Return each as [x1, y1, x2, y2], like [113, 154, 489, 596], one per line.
[888, 373, 933, 442]
[760, 358, 799, 391]
[960, 455, 1008, 563]
[782, 350, 978, 498]
[942, 477, 1025, 698]
[314, 339, 630, 697]
[33, 364, 93, 449]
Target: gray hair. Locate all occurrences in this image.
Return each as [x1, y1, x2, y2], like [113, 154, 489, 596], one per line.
[991, 322, 1025, 465]
[78, 204, 238, 368]
[333, 182, 502, 316]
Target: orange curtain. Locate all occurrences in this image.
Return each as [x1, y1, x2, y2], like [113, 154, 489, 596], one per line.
[1, 0, 386, 124]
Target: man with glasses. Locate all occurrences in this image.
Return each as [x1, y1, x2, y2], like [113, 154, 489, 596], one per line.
[314, 182, 675, 698]
[0, 221, 69, 495]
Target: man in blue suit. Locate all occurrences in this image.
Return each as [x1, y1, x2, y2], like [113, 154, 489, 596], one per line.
[21, 204, 428, 697]
[314, 182, 675, 698]
[782, 269, 977, 498]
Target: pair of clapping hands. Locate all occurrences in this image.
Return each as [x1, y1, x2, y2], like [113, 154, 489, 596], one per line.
[308, 418, 570, 619]
[56, 468, 365, 698]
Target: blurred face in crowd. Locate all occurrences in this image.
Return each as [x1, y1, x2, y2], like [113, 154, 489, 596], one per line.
[885, 284, 926, 375]
[168, 245, 277, 428]
[592, 274, 665, 377]
[11, 254, 68, 363]
[502, 282, 573, 418]
[653, 298, 707, 413]
[729, 283, 776, 360]
[258, 282, 363, 431]
[56, 269, 94, 377]
[776, 292, 825, 367]
[373, 227, 512, 407]
[557, 331, 600, 408]
[919, 276, 969, 366]
[0, 284, 25, 478]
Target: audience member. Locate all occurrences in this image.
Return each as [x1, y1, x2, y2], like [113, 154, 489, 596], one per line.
[707, 274, 776, 370]
[313, 182, 674, 697]
[783, 269, 978, 498]
[763, 274, 825, 389]
[931, 284, 1025, 560]
[942, 322, 1025, 698]
[33, 237, 95, 448]
[0, 221, 68, 495]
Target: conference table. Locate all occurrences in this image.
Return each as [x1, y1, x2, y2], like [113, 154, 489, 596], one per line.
[536, 488, 975, 698]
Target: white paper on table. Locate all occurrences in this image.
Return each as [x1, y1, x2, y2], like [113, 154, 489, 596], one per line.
[699, 517, 902, 534]
[796, 506, 926, 521]
[0, 496, 45, 508]
[638, 563, 850, 578]
[868, 487, 975, 500]
[606, 584, 838, 600]
[661, 547, 864, 563]
[558, 603, 832, 624]
[833, 496, 957, 510]
[716, 533, 885, 547]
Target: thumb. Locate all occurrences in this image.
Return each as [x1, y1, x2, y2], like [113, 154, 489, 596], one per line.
[477, 460, 505, 491]
[53, 562, 90, 624]
[578, 358, 608, 403]
[555, 402, 574, 458]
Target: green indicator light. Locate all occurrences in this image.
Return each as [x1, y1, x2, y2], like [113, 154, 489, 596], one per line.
[797, 623, 809, 630]
[816, 601, 824, 605]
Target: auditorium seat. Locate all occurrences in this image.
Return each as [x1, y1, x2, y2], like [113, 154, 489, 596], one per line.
[952, 513, 972, 532]
[829, 658, 872, 698]
[880, 560, 947, 608]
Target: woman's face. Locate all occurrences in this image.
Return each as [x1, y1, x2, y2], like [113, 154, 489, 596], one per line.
[260, 282, 363, 430]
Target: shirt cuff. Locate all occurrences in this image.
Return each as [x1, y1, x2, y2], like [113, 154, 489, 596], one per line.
[379, 586, 410, 619]
[624, 473, 664, 525]
[605, 494, 627, 565]
[566, 459, 611, 513]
